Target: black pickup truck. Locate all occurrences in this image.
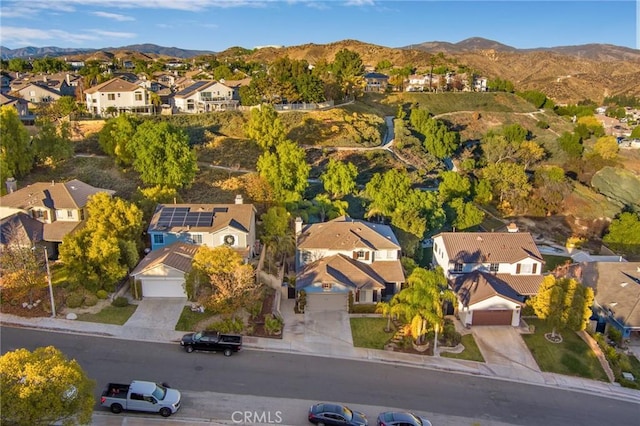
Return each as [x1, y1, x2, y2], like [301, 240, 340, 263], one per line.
[180, 330, 242, 356]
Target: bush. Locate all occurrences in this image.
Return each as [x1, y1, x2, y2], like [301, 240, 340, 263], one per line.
[350, 304, 378, 314]
[264, 314, 283, 335]
[111, 296, 129, 307]
[96, 289, 108, 299]
[83, 293, 98, 307]
[207, 317, 244, 334]
[65, 292, 84, 309]
[536, 120, 550, 129]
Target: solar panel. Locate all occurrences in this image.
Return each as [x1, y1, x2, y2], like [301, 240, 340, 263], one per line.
[174, 80, 212, 96]
[213, 207, 228, 213]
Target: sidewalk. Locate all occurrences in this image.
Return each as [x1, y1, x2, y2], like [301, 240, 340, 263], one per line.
[2, 306, 639, 406]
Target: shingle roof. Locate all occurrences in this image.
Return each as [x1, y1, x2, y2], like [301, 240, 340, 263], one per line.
[84, 77, 143, 94]
[0, 179, 115, 210]
[148, 203, 254, 234]
[173, 80, 216, 98]
[494, 274, 543, 296]
[583, 262, 640, 328]
[436, 232, 543, 263]
[296, 254, 387, 291]
[451, 271, 524, 307]
[0, 93, 27, 106]
[130, 242, 199, 276]
[364, 72, 389, 79]
[43, 221, 84, 242]
[298, 216, 400, 251]
[0, 212, 43, 246]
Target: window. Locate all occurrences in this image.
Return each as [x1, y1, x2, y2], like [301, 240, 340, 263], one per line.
[454, 263, 463, 272]
[153, 234, 164, 244]
[322, 283, 332, 291]
[302, 252, 311, 263]
[356, 250, 366, 260]
[490, 263, 499, 272]
[107, 94, 115, 100]
[67, 210, 73, 218]
[520, 263, 533, 274]
[135, 92, 142, 101]
[191, 234, 202, 244]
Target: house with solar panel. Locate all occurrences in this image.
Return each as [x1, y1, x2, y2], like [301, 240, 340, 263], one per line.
[147, 195, 257, 260]
[170, 79, 249, 113]
[432, 229, 544, 326]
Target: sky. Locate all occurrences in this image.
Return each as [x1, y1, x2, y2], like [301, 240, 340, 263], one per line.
[0, 0, 638, 52]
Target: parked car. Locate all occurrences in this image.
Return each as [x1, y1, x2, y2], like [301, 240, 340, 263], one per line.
[180, 330, 242, 356]
[308, 403, 368, 426]
[376, 411, 432, 426]
[100, 380, 181, 417]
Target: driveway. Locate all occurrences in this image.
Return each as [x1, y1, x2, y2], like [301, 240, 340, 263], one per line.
[471, 326, 540, 371]
[303, 310, 353, 346]
[124, 298, 187, 330]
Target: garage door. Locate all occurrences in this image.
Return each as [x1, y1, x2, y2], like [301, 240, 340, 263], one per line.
[472, 309, 512, 325]
[141, 279, 187, 298]
[306, 293, 348, 313]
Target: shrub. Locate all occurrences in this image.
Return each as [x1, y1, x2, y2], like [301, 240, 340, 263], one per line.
[96, 289, 108, 299]
[207, 317, 244, 333]
[65, 292, 84, 309]
[84, 293, 98, 307]
[111, 296, 129, 307]
[536, 120, 550, 129]
[350, 304, 378, 314]
[264, 314, 283, 335]
[608, 327, 622, 345]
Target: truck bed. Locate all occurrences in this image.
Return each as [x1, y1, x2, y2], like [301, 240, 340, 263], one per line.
[102, 383, 129, 399]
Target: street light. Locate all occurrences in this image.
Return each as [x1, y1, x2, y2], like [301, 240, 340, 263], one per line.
[41, 246, 56, 318]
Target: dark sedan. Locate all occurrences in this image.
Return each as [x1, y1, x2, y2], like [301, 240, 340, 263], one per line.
[308, 403, 368, 426]
[376, 411, 432, 426]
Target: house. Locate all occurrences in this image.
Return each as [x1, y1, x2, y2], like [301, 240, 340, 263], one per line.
[0, 93, 30, 118]
[295, 216, 405, 312]
[1, 72, 13, 94]
[0, 212, 44, 251]
[10, 73, 78, 99]
[130, 242, 198, 298]
[15, 82, 62, 105]
[432, 231, 544, 326]
[363, 72, 389, 93]
[84, 77, 153, 117]
[0, 178, 115, 256]
[147, 195, 257, 261]
[170, 79, 246, 113]
[581, 261, 640, 339]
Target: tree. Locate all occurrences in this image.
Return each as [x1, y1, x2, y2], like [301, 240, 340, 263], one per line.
[0, 346, 95, 426]
[364, 169, 412, 218]
[530, 275, 594, 338]
[482, 162, 531, 213]
[130, 121, 198, 188]
[31, 118, 74, 166]
[192, 246, 256, 306]
[517, 140, 546, 169]
[320, 159, 358, 199]
[0, 105, 33, 180]
[421, 118, 460, 159]
[557, 131, 583, 158]
[391, 190, 445, 238]
[133, 185, 181, 223]
[0, 245, 45, 304]
[261, 206, 292, 256]
[391, 267, 455, 346]
[593, 135, 619, 160]
[311, 193, 348, 222]
[501, 123, 529, 143]
[8, 58, 29, 72]
[448, 198, 485, 231]
[438, 171, 471, 203]
[256, 140, 310, 203]
[630, 126, 640, 139]
[245, 104, 286, 151]
[533, 165, 572, 214]
[376, 299, 401, 332]
[98, 114, 140, 166]
[603, 212, 640, 255]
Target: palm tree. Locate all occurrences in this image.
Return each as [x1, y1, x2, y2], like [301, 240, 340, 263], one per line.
[376, 299, 401, 332]
[391, 267, 455, 347]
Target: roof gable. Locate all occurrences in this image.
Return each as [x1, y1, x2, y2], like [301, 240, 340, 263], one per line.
[436, 232, 543, 264]
[298, 216, 400, 251]
[148, 203, 254, 234]
[452, 271, 524, 307]
[296, 253, 386, 291]
[84, 77, 143, 94]
[589, 262, 640, 328]
[0, 179, 115, 210]
[130, 242, 198, 276]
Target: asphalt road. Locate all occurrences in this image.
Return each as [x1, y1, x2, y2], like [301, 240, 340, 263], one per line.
[2, 327, 639, 426]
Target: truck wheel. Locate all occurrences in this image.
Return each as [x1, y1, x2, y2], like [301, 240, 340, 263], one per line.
[110, 403, 123, 414]
[223, 348, 232, 357]
[160, 407, 172, 417]
[185, 345, 194, 353]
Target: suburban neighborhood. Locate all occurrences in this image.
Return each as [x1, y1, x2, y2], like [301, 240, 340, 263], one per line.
[1, 4, 640, 424]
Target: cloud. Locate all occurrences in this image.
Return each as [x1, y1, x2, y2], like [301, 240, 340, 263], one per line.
[0, 26, 99, 45]
[89, 30, 136, 38]
[344, 0, 376, 6]
[91, 11, 135, 21]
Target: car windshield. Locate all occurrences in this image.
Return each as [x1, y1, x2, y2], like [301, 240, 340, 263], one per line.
[153, 384, 167, 401]
[193, 331, 203, 341]
[341, 406, 353, 420]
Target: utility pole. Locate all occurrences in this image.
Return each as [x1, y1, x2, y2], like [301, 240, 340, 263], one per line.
[43, 246, 56, 318]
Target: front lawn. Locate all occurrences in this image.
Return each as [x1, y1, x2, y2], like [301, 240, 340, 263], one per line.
[76, 305, 137, 325]
[175, 306, 219, 331]
[350, 317, 395, 349]
[441, 334, 485, 362]
[522, 319, 609, 381]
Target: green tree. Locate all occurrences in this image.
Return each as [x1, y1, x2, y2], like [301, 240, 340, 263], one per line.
[473, 179, 493, 205]
[391, 190, 445, 238]
[296, 73, 325, 103]
[533, 165, 572, 215]
[630, 126, 640, 139]
[0, 105, 33, 180]
[421, 118, 460, 159]
[32, 57, 69, 73]
[245, 104, 287, 151]
[0, 346, 95, 426]
[311, 193, 348, 222]
[0, 245, 45, 304]
[133, 185, 182, 223]
[31, 118, 74, 166]
[481, 133, 519, 164]
[332, 49, 365, 97]
[261, 206, 291, 250]
[98, 114, 140, 166]
[7, 58, 29, 72]
[364, 169, 412, 218]
[438, 171, 471, 203]
[130, 121, 198, 188]
[256, 140, 310, 202]
[593, 135, 619, 160]
[501, 123, 529, 143]
[603, 212, 640, 255]
[482, 162, 531, 213]
[448, 197, 485, 231]
[557, 131, 583, 158]
[320, 159, 358, 199]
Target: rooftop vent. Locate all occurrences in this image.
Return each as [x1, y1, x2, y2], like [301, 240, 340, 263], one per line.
[620, 282, 628, 287]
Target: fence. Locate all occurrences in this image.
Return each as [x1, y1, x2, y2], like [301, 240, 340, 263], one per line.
[273, 100, 334, 112]
[255, 244, 284, 318]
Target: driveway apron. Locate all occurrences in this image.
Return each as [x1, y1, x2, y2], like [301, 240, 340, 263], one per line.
[471, 326, 540, 371]
[124, 298, 187, 330]
[303, 310, 354, 346]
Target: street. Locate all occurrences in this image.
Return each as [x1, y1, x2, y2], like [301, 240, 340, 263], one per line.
[2, 327, 639, 426]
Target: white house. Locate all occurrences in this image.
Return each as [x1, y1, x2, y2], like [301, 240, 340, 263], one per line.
[84, 77, 153, 116]
[171, 79, 247, 113]
[295, 216, 405, 312]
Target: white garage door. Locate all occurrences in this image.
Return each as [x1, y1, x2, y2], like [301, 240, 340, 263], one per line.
[306, 293, 348, 313]
[141, 279, 186, 298]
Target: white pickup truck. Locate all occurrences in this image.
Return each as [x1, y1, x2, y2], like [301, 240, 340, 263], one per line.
[100, 380, 181, 417]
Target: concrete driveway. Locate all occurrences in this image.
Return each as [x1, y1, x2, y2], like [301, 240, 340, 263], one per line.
[471, 326, 540, 371]
[303, 310, 354, 346]
[124, 298, 187, 330]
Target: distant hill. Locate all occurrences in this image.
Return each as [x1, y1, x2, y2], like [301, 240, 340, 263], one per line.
[0, 43, 214, 60]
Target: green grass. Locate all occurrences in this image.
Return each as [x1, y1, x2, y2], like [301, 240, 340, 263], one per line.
[384, 92, 537, 115]
[76, 305, 137, 325]
[175, 306, 218, 331]
[441, 334, 485, 362]
[542, 254, 572, 272]
[350, 317, 396, 349]
[522, 319, 609, 381]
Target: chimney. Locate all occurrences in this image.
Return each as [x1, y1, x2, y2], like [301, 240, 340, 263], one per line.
[295, 217, 303, 235]
[507, 222, 519, 233]
[66, 73, 71, 85]
[43, 75, 47, 83]
[235, 194, 243, 205]
[5, 177, 17, 193]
